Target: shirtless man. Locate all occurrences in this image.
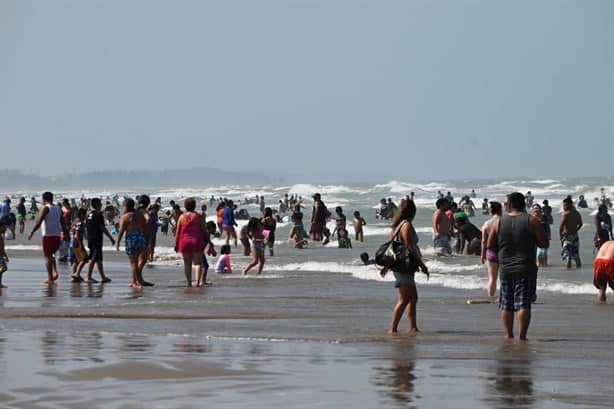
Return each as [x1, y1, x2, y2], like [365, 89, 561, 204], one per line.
[432, 199, 452, 255]
[594, 240, 614, 302]
[560, 197, 583, 269]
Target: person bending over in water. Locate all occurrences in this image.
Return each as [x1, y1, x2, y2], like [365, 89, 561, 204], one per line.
[455, 216, 482, 255]
[594, 240, 614, 302]
[116, 198, 147, 289]
[243, 217, 266, 275]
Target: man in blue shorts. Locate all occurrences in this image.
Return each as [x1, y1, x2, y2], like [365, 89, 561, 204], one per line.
[486, 192, 548, 341]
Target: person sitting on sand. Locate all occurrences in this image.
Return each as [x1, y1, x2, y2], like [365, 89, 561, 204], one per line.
[338, 229, 352, 248]
[594, 240, 614, 302]
[215, 244, 233, 274]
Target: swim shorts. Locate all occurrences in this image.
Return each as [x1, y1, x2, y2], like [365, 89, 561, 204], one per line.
[433, 235, 452, 254]
[486, 249, 499, 263]
[393, 270, 416, 288]
[594, 258, 614, 290]
[222, 224, 236, 234]
[251, 240, 265, 250]
[42, 236, 61, 258]
[89, 244, 104, 262]
[499, 272, 536, 312]
[125, 232, 146, 257]
[561, 233, 579, 260]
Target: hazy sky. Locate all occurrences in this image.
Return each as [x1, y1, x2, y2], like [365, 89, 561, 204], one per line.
[1, 0, 612, 180]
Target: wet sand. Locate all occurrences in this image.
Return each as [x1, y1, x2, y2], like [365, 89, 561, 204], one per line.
[1, 252, 614, 408]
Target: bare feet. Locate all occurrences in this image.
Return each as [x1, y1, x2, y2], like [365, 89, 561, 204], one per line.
[408, 328, 420, 334]
[388, 329, 398, 334]
[129, 282, 143, 289]
[43, 278, 57, 285]
[87, 278, 99, 284]
[598, 289, 607, 303]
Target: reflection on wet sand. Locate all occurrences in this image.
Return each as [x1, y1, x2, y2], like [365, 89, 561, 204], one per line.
[372, 343, 417, 408]
[484, 344, 535, 409]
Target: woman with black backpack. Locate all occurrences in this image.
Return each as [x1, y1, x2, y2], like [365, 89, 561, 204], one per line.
[379, 199, 429, 334]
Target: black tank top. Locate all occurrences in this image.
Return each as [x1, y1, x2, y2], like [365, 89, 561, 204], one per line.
[497, 213, 537, 278]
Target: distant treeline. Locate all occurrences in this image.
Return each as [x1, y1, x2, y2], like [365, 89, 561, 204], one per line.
[0, 168, 276, 191]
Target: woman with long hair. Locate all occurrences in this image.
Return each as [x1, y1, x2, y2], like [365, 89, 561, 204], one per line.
[380, 199, 429, 333]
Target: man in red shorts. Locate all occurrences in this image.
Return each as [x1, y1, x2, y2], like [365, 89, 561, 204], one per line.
[594, 240, 614, 302]
[28, 192, 63, 284]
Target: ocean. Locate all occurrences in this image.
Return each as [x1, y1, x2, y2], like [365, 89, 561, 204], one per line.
[1, 177, 613, 408]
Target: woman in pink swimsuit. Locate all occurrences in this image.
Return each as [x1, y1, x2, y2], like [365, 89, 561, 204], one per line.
[175, 198, 206, 287]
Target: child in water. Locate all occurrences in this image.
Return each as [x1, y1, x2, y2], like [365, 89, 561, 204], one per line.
[70, 208, 89, 282]
[0, 218, 9, 288]
[338, 229, 352, 249]
[215, 244, 232, 274]
[353, 211, 366, 242]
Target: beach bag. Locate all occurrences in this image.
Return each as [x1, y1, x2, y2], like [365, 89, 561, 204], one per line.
[375, 221, 419, 273]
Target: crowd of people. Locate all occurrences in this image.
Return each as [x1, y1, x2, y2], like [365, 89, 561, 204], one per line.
[1, 187, 614, 342]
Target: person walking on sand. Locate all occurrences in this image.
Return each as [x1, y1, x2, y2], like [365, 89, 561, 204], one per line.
[379, 199, 429, 334]
[85, 198, 115, 283]
[481, 201, 502, 297]
[116, 198, 147, 289]
[560, 197, 583, 269]
[28, 192, 63, 284]
[174, 198, 207, 287]
[486, 192, 548, 341]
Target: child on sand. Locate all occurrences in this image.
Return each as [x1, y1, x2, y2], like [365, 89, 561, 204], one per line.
[243, 217, 266, 275]
[0, 218, 9, 288]
[353, 211, 366, 242]
[70, 208, 89, 282]
[215, 244, 233, 274]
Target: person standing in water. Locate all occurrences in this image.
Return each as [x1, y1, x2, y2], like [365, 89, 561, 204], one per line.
[116, 198, 147, 289]
[243, 217, 266, 275]
[310, 193, 330, 245]
[486, 192, 548, 341]
[174, 197, 207, 287]
[432, 198, 452, 255]
[532, 204, 551, 267]
[380, 199, 429, 334]
[28, 192, 62, 284]
[481, 201, 502, 297]
[261, 207, 277, 257]
[560, 197, 583, 269]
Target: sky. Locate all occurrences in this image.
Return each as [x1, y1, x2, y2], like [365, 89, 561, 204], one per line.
[1, 0, 612, 181]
